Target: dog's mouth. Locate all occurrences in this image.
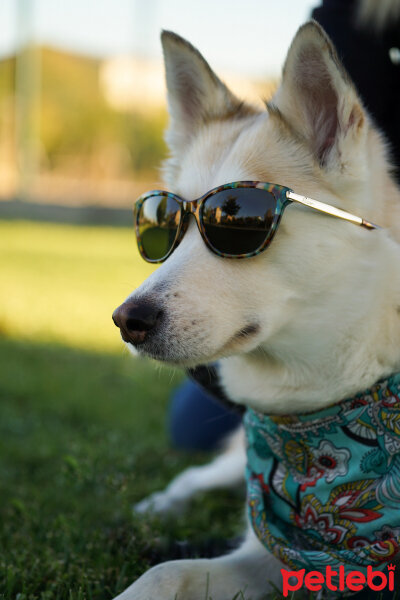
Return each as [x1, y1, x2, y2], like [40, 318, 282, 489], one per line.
[226, 322, 260, 344]
[125, 320, 261, 366]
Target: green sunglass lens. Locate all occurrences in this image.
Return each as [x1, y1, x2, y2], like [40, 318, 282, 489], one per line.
[201, 188, 277, 256]
[137, 195, 180, 261]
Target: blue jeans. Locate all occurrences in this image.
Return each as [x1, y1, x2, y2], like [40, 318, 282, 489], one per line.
[169, 379, 242, 451]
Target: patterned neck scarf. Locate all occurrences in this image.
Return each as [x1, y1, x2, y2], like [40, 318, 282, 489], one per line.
[245, 373, 400, 589]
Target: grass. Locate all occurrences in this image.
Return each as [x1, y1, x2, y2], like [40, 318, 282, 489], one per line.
[0, 220, 245, 600]
[0, 220, 156, 351]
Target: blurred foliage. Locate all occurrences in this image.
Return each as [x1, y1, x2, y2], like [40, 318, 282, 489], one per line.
[0, 48, 168, 179]
[0, 56, 14, 146]
[40, 48, 168, 176]
[0, 56, 13, 99]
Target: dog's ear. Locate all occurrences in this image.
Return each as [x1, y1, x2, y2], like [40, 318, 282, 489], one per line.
[270, 21, 366, 169]
[161, 31, 249, 153]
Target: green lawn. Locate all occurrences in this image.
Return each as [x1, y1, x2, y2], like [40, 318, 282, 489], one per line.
[0, 220, 156, 351]
[0, 221, 245, 600]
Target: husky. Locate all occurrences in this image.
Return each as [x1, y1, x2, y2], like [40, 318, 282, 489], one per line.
[112, 14, 400, 600]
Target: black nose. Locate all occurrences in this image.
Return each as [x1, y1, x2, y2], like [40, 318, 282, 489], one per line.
[112, 300, 163, 346]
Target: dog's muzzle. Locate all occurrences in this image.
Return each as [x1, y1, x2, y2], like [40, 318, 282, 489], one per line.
[112, 300, 163, 346]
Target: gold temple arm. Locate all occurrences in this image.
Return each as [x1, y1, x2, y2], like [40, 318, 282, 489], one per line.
[286, 191, 380, 231]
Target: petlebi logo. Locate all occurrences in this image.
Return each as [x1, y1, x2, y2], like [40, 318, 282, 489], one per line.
[281, 564, 396, 596]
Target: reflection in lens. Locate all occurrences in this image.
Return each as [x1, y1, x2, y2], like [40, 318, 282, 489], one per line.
[202, 188, 276, 255]
[137, 195, 180, 260]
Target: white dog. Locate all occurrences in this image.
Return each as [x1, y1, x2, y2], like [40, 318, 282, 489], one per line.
[112, 9, 400, 600]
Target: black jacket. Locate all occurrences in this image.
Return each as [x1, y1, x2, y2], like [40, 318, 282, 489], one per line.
[312, 0, 400, 182]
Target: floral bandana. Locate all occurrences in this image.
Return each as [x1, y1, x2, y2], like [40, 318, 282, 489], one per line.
[245, 373, 400, 592]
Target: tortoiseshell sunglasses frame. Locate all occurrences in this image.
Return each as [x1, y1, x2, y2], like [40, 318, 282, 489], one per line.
[134, 181, 380, 263]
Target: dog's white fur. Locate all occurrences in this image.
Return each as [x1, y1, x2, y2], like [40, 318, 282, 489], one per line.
[135, 426, 246, 515]
[114, 14, 400, 600]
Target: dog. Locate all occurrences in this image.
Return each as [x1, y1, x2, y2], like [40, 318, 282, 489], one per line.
[112, 13, 400, 600]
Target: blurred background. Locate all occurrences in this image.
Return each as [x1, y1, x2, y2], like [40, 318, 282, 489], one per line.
[0, 2, 315, 599]
[0, 0, 315, 208]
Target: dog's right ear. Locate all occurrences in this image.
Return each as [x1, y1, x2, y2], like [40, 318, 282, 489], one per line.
[270, 21, 366, 171]
[161, 31, 247, 154]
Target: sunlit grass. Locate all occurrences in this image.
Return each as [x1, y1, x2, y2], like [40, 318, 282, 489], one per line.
[0, 220, 156, 352]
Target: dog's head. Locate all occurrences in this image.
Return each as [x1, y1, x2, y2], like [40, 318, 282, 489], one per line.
[114, 22, 400, 412]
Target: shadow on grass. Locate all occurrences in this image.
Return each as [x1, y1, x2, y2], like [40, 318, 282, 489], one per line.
[0, 336, 244, 600]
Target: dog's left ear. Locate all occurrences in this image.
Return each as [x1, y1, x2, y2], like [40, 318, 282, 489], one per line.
[161, 31, 251, 154]
[271, 21, 366, 169]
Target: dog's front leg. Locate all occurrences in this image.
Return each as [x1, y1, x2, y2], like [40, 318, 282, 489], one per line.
[113, 527, 284, 600]
[134, 426, 246, 515]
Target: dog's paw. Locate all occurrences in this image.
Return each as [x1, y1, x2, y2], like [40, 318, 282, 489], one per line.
[134, 490, 185, 515]
[113, 560, 213, 600]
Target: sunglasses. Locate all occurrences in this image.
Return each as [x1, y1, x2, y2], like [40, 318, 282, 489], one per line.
[134, 181, 380, 263]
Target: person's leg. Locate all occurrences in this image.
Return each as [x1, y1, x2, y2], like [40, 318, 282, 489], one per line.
[169, 379, 242, 451]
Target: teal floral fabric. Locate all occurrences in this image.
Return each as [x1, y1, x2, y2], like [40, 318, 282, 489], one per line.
[245, 373, 400, 581]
